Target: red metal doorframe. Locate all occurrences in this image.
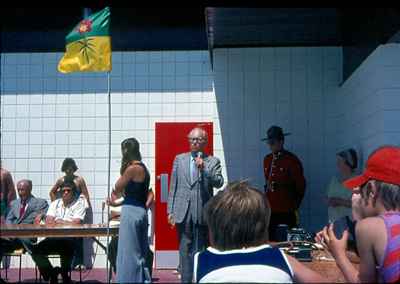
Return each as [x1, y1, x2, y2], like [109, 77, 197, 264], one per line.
[155, 122, 213, 268]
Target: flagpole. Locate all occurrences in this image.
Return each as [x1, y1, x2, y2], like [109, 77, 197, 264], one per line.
[106, 70, 111, 284]
[83, 6, 111, 282]
[58, 6, 112, 282]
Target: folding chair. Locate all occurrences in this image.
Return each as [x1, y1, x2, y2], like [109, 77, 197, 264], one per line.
[1, 248, 24, 282]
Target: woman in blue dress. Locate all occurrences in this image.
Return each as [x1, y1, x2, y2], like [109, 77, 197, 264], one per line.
[114, 137, 151, 283]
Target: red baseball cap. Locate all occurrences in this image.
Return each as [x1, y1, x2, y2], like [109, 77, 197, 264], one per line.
[343, 146, 400, 190]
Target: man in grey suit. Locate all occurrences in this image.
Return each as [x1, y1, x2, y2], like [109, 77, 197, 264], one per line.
[0, 179, 48, 258]
[167, 127, 224, 283]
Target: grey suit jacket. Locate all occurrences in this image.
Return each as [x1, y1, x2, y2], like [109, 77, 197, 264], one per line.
[6, 195, 49, 225]
[167, 152, 224, 225]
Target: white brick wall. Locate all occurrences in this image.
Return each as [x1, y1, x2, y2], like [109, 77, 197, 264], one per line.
[0, 50, 221, 268]
[328, 44, 400, 167]
[3, 44, 399, 268]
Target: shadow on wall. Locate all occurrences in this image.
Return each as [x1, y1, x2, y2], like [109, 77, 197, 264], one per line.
[1, 52, 213, 95]
[212, 47, 343, 233]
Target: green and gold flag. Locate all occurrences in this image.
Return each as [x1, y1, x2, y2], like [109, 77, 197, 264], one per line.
[58, 7, 111, 73]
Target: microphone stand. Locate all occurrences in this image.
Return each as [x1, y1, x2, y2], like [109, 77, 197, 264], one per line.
[194, 157, 203, 255]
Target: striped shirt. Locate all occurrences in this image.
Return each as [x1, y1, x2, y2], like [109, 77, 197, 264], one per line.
[379, 212, 400, 283]
[194, 244, 293, 283]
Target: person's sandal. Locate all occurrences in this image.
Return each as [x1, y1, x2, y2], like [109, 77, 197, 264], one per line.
[74, 264, 87, 271]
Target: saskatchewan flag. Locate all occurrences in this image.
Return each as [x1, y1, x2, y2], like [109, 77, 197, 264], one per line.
[58, 7, 111, 73]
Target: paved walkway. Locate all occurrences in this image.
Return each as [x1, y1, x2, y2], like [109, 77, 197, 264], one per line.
[0, 268, 180, 283]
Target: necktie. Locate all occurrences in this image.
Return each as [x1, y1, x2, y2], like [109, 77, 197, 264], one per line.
[19, 201, 26, 218]
[191, 157, 198, 183]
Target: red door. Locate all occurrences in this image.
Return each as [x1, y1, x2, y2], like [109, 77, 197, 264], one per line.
[155, 122, 213, 269]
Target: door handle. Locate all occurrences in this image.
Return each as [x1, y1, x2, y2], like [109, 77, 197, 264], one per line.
[159, 174, 169, 203]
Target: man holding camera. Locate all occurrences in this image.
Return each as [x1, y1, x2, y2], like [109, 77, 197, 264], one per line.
[262, 126, 306, 241]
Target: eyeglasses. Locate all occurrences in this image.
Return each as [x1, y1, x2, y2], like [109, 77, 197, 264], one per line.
[188, 137, 204, 143]
[62, 189, 72, 194]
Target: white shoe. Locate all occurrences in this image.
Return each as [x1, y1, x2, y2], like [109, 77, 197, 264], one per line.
[74, 264, 86, 271]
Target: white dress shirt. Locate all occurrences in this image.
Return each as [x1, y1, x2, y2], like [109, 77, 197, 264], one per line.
[46, 196, 86, 222]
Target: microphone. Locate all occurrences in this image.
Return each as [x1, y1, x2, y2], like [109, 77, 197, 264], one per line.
[196, 151, 203, 171]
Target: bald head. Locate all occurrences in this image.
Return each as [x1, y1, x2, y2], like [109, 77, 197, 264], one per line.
[188, 127, 208, 152]
[188, 128, 208, 141]
[17, 179, 32, 202]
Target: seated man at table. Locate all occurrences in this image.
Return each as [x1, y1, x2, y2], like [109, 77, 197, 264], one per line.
[194, 180, 327, 283]
[31, 180, 86, 284]
[0, 179, 48, 260]
[316, 146, 400, 283]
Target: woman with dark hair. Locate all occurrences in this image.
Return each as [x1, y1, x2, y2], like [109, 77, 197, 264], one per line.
[49, 157, 92, 270]
[326, 148, 358, 222]
[50, 158, 90, 206]
[114, 138, 151, 283]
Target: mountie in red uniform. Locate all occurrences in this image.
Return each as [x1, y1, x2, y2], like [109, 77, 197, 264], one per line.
[264, 150, 306, 214]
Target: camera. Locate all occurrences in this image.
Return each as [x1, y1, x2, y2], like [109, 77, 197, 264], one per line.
[332, 215, 356, 240]
[287, 228, 313, 242]
[285, 228, 313, 262]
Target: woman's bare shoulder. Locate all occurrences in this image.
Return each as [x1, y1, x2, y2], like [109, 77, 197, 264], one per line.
[73, 175, 88, 184]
